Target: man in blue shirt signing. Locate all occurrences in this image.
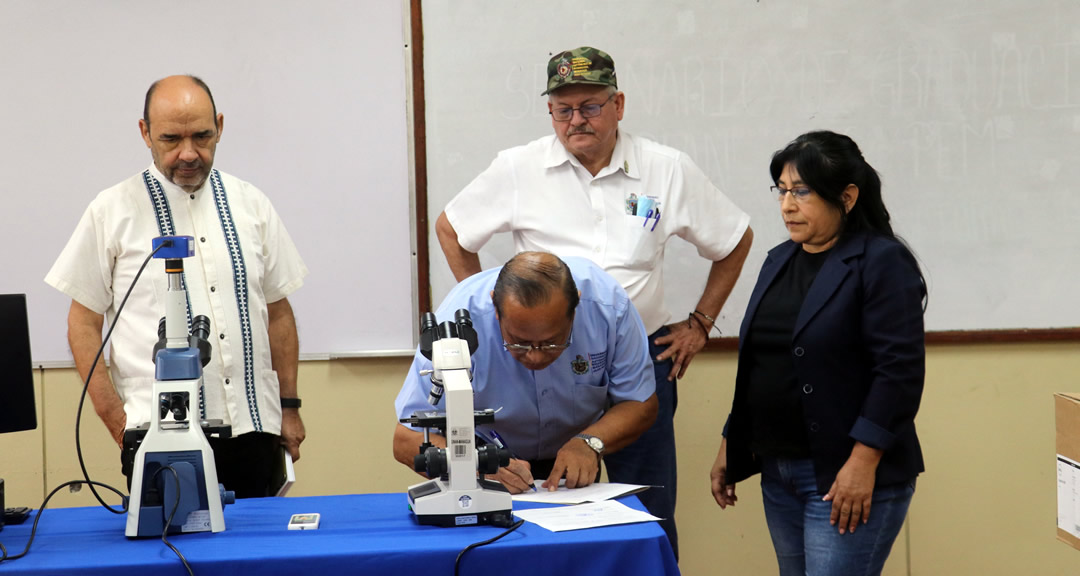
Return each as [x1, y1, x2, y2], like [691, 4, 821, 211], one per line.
[393, 252, 657, 492]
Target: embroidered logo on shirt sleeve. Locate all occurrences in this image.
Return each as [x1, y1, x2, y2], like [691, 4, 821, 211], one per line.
[589, 351, 607, 373]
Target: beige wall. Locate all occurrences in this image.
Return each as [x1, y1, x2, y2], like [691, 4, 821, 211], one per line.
[2, 341, 1077, 574]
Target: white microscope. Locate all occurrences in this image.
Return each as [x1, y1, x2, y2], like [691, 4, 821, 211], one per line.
[400, 310, 513, 527]
[125, 236, 234, 538]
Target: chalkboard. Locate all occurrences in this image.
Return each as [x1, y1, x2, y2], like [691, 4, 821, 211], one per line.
[422, 0, 1080, 335]
[0, 0, 415, 363]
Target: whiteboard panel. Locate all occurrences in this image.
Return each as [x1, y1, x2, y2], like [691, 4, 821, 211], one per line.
[0, 0, 414, 363]
[422, 0, 1080, 334]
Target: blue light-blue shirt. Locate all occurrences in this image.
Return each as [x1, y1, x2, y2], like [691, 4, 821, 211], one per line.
[394, 257, 655, 461]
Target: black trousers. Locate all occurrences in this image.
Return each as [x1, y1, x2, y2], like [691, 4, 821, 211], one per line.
[123, 431, 280, 499]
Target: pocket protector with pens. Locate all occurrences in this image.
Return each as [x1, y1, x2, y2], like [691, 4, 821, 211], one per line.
[634, 196, 661, 231]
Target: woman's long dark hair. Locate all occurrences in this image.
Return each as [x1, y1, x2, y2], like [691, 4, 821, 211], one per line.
[769, 130, 895, 239]
[770, 130, 927, 305]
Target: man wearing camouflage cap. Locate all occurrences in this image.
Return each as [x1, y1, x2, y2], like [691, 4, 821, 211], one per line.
[435, 46, 753, 557]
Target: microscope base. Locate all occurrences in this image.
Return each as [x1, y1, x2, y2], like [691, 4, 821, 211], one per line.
[407, 478, 513, 527]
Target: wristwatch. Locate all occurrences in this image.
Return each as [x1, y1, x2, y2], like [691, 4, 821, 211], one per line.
[575, 433, 605, 455]
[280, 397, 302, 409]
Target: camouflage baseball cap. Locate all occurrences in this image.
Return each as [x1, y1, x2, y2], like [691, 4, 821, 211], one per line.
[541, 46, 618, 96]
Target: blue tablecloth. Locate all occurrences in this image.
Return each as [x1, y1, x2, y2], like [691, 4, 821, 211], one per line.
[0, 492, 679, 575]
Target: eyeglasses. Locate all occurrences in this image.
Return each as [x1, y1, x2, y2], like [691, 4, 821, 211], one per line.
[503, 325, 574, 355]
[550, 93, 616, 122]
[770, 185, 814, 203]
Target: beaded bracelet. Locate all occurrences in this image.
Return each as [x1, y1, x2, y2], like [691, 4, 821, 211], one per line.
[687, 313, 709, 338]
[692, 309, 721, 337]
[693, 309, 716, 325]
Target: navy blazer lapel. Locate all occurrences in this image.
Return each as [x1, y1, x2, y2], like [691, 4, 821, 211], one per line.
[793, 235, 866, 339]
[740, 241, 799, 348]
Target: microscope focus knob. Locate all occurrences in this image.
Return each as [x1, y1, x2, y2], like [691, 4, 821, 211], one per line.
[414, 446, 447, 478]
[476, 445, 510, 475]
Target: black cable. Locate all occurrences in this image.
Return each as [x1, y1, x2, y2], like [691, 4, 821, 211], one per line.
[453, 519, 525, 576]
[0, 480, 126, 563]
[0, 242, 199, 573]
[75, 243, 165, 513]
[151, 466, 194, 576]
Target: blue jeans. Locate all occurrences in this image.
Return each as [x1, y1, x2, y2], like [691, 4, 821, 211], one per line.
[604, 326, 678, 559]
[760, 457, 914, 576]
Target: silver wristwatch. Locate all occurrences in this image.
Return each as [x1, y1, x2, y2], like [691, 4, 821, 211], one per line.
[575, 433, 605, 455]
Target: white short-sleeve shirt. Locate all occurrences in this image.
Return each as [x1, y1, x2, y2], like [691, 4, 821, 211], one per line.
[444, 131, 750, 334]
[46, 164, 308, 436]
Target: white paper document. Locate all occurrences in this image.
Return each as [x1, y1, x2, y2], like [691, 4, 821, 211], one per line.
[1057, 454, 1080, 537]
[512, 481, 650, 504]
[513, 500, 661, 532]
[275, 450, 296, 497]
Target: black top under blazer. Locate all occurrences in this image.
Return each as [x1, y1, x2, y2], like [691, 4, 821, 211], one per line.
[724, 233, 926, 493]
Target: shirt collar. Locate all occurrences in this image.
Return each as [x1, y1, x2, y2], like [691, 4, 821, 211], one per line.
[602, 130, 638, 180]
[543, 130, 640, 180]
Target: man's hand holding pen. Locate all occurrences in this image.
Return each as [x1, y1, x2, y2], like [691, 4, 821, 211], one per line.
[487, 459, 536, 494]
[481, 428, 538, 494]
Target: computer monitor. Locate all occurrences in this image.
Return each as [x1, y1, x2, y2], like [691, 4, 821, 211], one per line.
[0, 294, 37, 434]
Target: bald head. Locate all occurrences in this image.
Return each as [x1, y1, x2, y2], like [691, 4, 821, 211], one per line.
[492, 252, 580, 318]
[143, 75, 216, 131]
[138, 75, 224, 193]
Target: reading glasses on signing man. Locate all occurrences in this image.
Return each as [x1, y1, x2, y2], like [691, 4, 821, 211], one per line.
[549, 93, 617, 122]
[771, 185, 814, 203]
[503, 327, 574, 355]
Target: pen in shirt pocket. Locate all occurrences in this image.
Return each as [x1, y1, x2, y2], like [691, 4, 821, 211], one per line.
[642, 207, 661, 231]
[488, 429, 537, 492]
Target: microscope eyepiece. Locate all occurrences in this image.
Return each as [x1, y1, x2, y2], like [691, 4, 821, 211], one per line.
[190, 315, 211, 342]
[437, 320, 458, 341]
[419, 312, 439, 361]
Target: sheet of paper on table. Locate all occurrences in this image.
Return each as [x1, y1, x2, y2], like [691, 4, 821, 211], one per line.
[512, 500, 661, 532]
[511, 481, 650, 504]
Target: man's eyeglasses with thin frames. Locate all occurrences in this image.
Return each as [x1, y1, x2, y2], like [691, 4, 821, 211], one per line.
[502, 326, 573, 355]
[549, 93, 617, 122]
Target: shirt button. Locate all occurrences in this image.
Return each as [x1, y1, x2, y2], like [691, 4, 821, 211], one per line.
[595, 215, 603, 223]
[541, 390, 548, 396]
[189, 194, 195, 200]
[793, 346, 805, 357]
[593, 247, 600, 253]
[219, 333, 226, 340]
[210, 286, 216, 292]
[809, 422, 820, 432]
[200, 237, 206, 243]
[225, 378, 231, 385]
[802, 383, 813, 394]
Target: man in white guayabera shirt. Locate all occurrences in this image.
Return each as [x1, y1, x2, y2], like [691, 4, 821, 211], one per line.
[46, 75, 308, 498]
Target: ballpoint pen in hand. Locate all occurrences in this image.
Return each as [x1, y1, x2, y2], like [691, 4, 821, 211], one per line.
[489, 429, 537, 492]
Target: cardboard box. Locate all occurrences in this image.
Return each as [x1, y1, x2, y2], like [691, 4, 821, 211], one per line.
[1055, 393, 1080, 550]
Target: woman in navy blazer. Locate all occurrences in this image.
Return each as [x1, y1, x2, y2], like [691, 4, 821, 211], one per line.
[710, 131, 926, 576]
